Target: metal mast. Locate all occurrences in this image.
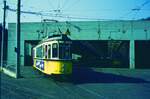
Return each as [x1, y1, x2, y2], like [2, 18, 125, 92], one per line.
[1, 0, 6, 69]
[16, 0, 21, 78]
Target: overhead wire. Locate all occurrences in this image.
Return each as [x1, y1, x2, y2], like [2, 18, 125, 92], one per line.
[4, 0, 150, 23]
[58, 0, 61, 10]
[7, 7, 42, 16]
[132, 0, 150, 20]
[48, 0, 55, 10]
[63, 0, 81, 11]
[120, 0, 150, 20]
[7, 6, 126, 21]
[6, 0, 150, 21]
[61, 0, 69, 10]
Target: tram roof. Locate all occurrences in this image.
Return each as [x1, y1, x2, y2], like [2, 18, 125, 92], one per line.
[40, 34, 71, 43]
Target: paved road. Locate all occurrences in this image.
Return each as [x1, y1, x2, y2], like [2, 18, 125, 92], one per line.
[1, 67, 150, 99]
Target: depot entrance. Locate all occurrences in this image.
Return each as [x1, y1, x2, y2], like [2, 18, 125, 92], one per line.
[135, 40, 150, 68]
[24, 40, 39, 66]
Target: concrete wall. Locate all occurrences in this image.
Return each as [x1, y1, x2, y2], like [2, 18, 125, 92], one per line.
[7, 21, 150, 66]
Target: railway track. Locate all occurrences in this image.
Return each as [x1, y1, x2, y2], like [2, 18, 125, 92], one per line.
[49, 75, 107, 99]
[1, 79, 55, 99]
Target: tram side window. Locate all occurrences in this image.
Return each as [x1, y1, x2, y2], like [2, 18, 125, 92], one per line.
[52, 43, 58, 58]
[42, 46, 45, 58]
[59, 44, 64, 59]
[64, 45, 71, 59]
[36, 46, 42, 58]
[45, 45, 48, 59]
[48, 45, 51, 59]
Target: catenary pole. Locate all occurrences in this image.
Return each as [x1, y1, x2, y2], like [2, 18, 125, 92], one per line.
[1, 0, 6, 69]
[16, 0, 21, 78]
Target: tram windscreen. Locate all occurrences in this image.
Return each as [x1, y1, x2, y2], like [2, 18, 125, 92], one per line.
[52, 43, 58, 58]
[59, 43, 71, 59]
[36, 46, 43, 58]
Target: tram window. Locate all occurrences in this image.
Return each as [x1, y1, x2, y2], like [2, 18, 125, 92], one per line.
[42, 46, 45, 58]
[59, 44, 71, 59]
[65, 45, 70, 59]
[36, 46, 42, 58]
[52, 43, 58, 58]
[64, 44, 71, 59]
[48, 45, 51, 59]
[45, 45, 48, 58]
[59, 44, 64, 59]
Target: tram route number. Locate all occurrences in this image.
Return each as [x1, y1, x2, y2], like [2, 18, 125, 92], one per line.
[36, 60, 44, 70]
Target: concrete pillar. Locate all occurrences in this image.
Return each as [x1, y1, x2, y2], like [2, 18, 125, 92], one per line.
[129, 40, 135, 69]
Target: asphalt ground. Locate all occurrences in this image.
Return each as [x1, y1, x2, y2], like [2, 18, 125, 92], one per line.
[1, 66, 150, 99]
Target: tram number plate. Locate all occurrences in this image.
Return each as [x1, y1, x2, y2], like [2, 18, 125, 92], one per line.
[36, 60, 44, 70]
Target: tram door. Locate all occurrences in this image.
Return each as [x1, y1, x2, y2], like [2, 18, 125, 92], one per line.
[24, 40, 39, 66]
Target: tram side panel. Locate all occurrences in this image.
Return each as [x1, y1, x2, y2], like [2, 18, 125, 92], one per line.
[33, 40, 72, 75]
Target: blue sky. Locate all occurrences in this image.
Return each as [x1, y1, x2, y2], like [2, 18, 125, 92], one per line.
[0, 0, 150, 23]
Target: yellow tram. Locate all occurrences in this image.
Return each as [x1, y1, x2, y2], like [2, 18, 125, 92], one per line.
[33, 34, 72, 75]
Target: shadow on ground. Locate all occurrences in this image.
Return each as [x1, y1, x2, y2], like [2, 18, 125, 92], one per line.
[51, 67, 149, 84]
